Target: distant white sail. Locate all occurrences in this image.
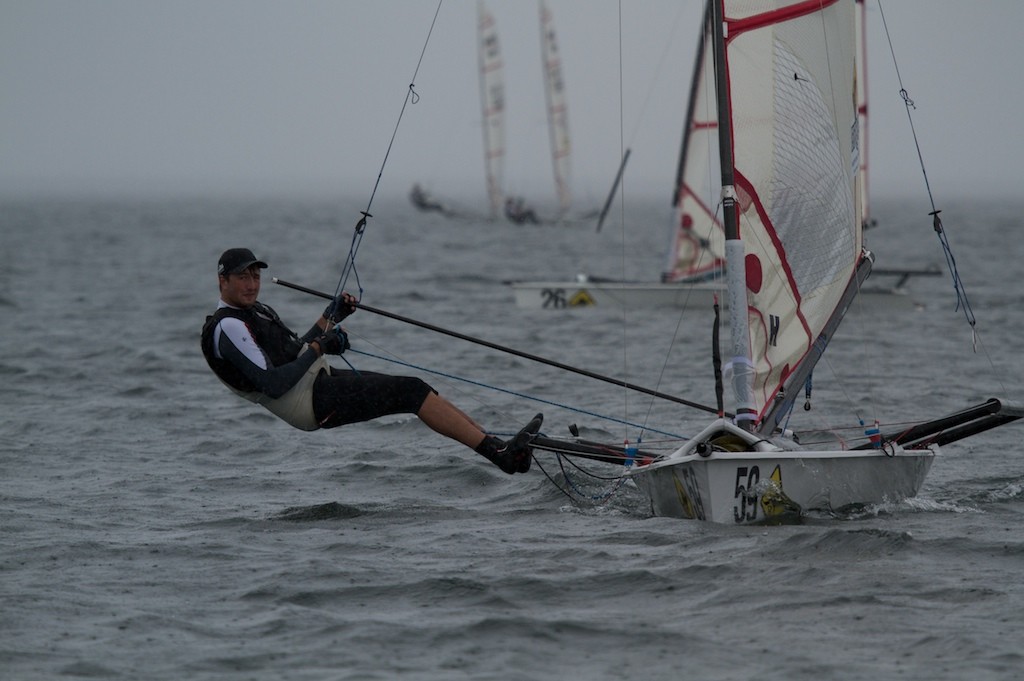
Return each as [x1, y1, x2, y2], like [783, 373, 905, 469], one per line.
[478, 0, 505, 217]
[539, 0, 571, 215]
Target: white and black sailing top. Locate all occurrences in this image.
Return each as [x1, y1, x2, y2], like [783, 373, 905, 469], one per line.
[201, 300, 323, 399]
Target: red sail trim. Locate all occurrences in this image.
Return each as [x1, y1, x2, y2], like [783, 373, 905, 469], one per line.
[733, 172, 804, 312]
[736, 169, 813, 341]
[725, 0, 843, 39]
[733, 169, 816, 419]
[667, 185, 725, 280]
[672, 116, 718, 206]
[745, 309, 778, 413]
[679, 185, 720, 232]
[748, 308, 818, 423]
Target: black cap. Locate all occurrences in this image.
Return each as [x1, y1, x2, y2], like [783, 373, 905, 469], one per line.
[218, 248, 268, 275]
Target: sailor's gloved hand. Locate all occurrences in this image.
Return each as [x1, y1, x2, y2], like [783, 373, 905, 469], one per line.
[315, 327, 350, 356]
[323, 293, 357, 324]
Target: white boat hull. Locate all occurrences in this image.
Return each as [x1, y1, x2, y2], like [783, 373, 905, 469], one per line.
[626, 420, 935, 524]
[509, 279, 919, 311]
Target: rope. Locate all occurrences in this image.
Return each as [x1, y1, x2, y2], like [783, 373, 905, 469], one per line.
[877, 2, 977, 340]
[330, 1, 445, 308]
[610, 0, 697, 448]
[616, 0, 632, 447]
[877, 3, 1010, 397]
[349, 339, 679, 507]
[533, 455, 630, 506]
[347, 348, 686, 440]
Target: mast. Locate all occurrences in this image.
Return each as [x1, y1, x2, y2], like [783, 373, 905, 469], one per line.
[712, 0, 757, 430]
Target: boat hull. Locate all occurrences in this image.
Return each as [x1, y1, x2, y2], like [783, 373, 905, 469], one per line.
[629, 448, 935, 524]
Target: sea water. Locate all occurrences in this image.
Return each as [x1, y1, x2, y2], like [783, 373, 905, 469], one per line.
[2, 195, 1023, 680]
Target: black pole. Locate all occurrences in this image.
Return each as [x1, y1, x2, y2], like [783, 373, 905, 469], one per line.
[530, 435, 657, 466]
[274, 277, 725, 415]
[596, 148, 630, 233]
[712, 299, 724, 417]
[851, 398, 1022, 450]
[671, 0, 712, 209]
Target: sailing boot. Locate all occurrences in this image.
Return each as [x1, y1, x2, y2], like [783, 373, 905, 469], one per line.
[474, 413, 543, 474]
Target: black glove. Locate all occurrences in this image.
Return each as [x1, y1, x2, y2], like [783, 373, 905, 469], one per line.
[323, 294, 356, 324]
[315, 328, 350, 355]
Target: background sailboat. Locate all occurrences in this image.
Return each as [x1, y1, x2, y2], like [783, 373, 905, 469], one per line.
[413, 1, 580, 224]
[508, 0, 935, 308]
[478, 0, 506, 219]
[662, 0, 724, 285]
[539, 0, 571, 219]
[407, 0, 505, 220]
[502, 0, 578, 224]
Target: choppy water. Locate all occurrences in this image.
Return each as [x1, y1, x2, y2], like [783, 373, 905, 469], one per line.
[3, 195, 1024, 680]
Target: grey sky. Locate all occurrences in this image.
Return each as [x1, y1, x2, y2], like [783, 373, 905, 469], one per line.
[2, 0, 1021, 203]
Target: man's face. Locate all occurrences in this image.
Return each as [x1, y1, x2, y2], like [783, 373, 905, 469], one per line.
[219, 266, 262, 308]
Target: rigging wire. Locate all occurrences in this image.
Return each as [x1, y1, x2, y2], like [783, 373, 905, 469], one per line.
[328, 1, 445, 313]
[624, 3, 731, 440]
[610, 3, 704, 458]
[535, 455, 630, 505]
[621, 1, 691, 151]
[876, 1, 1010, 400]
[347, 346, 686, 441]
[611, 0, 702, 450]
[876, 1, 977, 342]
[615, 0, 635, 452]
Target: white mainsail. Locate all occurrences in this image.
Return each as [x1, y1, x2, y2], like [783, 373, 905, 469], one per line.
[722, 0, 863, 421]
[539, 0, 571, 216]
[478, 0, 505, 217]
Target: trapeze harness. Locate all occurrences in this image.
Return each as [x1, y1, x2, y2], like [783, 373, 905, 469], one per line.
[201, 301, 329, 431]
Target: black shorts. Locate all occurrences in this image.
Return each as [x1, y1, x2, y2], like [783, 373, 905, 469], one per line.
[312, 367, 434, 429]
